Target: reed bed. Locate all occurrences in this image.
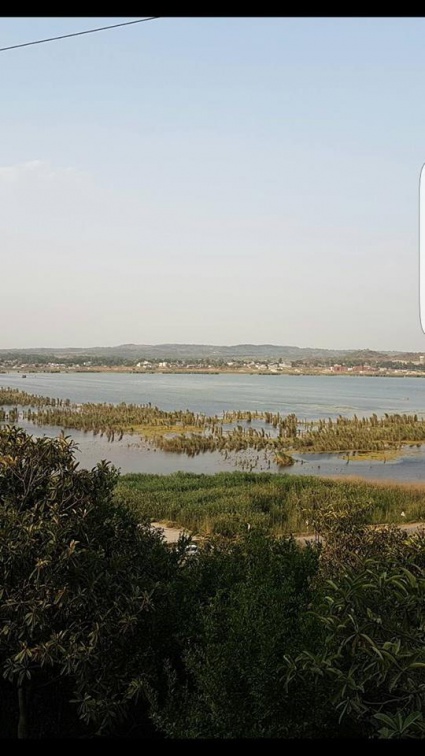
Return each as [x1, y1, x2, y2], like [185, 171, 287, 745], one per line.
[114, 471, 425, 539]
[2, 388, 425, 467]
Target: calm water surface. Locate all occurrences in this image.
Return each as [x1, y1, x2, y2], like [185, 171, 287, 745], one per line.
[1, 372, 425, 482]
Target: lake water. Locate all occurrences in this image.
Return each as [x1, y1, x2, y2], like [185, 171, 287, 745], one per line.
[1, 372, 425, 482]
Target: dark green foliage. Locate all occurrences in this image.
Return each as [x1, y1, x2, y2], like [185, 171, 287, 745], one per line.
[147, 532, 324, 738]
[2, 430, 425, 740]
[141, 491, 425, 740]
[285, 552, 425, 738]
[0, 426, 177, 738]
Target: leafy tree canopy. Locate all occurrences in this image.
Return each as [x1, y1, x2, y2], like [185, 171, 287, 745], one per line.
[0, 426, 175, 738]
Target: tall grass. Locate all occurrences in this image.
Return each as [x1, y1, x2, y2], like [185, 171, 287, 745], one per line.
[114, 471, 425, 539]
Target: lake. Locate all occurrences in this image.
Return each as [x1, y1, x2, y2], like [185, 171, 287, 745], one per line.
[1, 372, 425, 482]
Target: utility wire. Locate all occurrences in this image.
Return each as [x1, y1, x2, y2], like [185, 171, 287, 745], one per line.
[0, 17, 159, 53]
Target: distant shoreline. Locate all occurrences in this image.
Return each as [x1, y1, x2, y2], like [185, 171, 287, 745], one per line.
[1, 367, 425, 378]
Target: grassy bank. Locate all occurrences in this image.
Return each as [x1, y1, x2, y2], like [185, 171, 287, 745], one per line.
[114, 471, 425, 539]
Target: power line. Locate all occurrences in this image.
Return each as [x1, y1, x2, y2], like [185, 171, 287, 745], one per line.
[0, 17, 159, 53]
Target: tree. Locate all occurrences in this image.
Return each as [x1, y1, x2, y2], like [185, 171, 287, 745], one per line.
[0, 426, 174, 738]
[285, 552, 425, 738]
[147, 509, 425, 740]
[147, 531, 324, 738]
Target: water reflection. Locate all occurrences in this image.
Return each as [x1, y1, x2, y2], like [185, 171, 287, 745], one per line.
[2, 370, 425, 482]
[3, 416, 425, 483]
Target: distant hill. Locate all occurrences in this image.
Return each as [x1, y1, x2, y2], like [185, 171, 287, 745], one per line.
[0, 343, 421, 362]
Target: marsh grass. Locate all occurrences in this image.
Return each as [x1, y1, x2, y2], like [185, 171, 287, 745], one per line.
[114, 471, 425, 539]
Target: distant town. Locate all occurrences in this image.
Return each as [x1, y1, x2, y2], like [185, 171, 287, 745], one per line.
[1, 350, 425, 377]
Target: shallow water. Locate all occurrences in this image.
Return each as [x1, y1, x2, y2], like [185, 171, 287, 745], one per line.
[2, 371, 425, 418]
[1, 372, 425, 481]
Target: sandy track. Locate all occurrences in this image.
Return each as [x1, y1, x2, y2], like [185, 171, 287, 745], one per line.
[150, 521, 425, 546]
[150, 522, 191, 544]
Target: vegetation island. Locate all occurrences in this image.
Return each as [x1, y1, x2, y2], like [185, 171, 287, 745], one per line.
[2, 387, 425, 468]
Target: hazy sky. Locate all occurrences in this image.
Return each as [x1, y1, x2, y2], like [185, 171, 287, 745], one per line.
[2, 17, 425, 351]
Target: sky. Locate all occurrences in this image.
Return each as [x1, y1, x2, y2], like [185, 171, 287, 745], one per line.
[1, 16, 425, 352]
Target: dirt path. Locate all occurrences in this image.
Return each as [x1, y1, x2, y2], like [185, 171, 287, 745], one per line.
[150, 522, 192, 544]
[151, 521, 425, 545]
